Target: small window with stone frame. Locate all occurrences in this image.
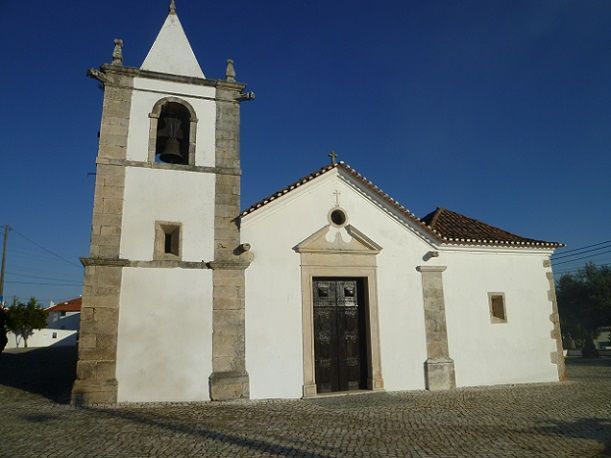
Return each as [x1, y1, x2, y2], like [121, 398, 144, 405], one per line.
[154, 222, 181, 260]
[488, 293, 507, 323]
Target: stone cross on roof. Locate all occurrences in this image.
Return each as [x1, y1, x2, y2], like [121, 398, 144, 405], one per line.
[169, 0, 176, 14]
[328, 151, 338, 165]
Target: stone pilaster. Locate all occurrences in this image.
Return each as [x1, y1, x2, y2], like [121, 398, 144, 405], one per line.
[72, 67, 133, 406]
[416, 266, 456, 391]
[545, 262, 567, 381]
[209, 81, 251, 400]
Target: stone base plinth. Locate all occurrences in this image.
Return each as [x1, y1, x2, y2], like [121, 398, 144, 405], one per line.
[368, 376, 385, 391]
[209, 371, 249, 401]
[71, 378, 118, 406]
[302, 383, 317, 398]
[424, 358, 456, 391]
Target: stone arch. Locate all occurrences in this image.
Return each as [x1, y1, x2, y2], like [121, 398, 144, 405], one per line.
[148, 97, 199, 165]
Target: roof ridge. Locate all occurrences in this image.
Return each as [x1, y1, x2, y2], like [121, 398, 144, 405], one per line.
[426, 207, 563, 247]
[240, 162, 339, 216]
[441, 207, 532, 240]
[240, 162, 563, 249]
[429, 207, 443, 229]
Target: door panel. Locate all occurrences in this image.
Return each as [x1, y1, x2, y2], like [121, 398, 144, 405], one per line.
[313, 278, 366, 393]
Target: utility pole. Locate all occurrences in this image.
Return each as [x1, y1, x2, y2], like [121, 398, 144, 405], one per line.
[0, 225, 10, 306]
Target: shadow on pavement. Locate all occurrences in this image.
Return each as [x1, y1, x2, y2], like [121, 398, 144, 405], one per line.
[526, 417, 611, 454]
[87, 407, 336, 458]
[0, 346, 76, 404]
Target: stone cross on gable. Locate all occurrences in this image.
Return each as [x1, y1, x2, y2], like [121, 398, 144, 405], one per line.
[328, 151, 338, 165]
[169, 0, 176, 14]
[333, 190, 341, 206]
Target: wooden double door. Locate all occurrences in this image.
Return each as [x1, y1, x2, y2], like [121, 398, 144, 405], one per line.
[313, 278, 368, 393]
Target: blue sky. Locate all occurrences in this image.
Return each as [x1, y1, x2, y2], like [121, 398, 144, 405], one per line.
[0, 0, 610, 304]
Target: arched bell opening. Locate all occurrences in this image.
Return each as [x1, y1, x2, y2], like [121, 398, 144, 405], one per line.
[148, 97, 198, 166]
[155, 102, 191, 164]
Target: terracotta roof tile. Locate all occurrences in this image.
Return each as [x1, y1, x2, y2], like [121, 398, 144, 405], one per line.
[241, 162, 562, 249]
[47, 297, 82, 313]
[421, 207, 563, 248]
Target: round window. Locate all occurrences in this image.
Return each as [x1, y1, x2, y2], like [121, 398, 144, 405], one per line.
[330, 209, 347, 226]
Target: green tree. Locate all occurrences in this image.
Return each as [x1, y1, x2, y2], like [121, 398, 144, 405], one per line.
[556, 263, 611, 357]
[6, 297, 48, 348]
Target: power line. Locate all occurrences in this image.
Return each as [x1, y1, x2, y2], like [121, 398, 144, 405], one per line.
[552, 249, 611, 266]
[552, 239, 611, 256]
[10, 252, 71, 264]
[5, 280, 83, 287]
[551, 243, 611, 261]
[10, 228, 82, 269]
[553, 262, 611, 275]
[6, 271, 82, 283]
[10, 296, 56, 304]
[10, 247, 62, 260]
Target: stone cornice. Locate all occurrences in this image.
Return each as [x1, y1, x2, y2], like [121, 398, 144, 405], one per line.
[96, 157, 241, 176]
[206, 260, 251, 270]
[416, 266, 447, 273]
[81, 257, 210, 269]
[81, 257, 129, 267]
[98, 64, 247, 90]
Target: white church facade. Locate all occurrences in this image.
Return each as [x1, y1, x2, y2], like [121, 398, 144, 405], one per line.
[72, 2, 565, 405]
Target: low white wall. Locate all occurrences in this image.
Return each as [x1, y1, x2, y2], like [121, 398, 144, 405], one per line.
[116, 267, 213, 403]
[442, 250, 559, 387]
[5, 329, 77, 349]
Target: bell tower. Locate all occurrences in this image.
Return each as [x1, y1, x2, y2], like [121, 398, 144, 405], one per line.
[72, 2, 254, 405]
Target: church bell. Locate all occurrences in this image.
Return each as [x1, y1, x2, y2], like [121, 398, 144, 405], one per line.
[158, 116, 184, 163]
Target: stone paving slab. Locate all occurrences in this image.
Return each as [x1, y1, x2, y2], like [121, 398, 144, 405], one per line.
[0, 348, 610, 457]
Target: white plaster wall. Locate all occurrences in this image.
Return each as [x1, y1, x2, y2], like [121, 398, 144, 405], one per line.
[116, 267, 213, 403]
[5, 329, 77, 349]
[47, 312, 80, 330]
[243, 169, 559, 398]
[120, 167, 215, 262]
[243, 170, 431, 399]
[440, 250, 558, 386]
[141, 14, 206, 79]
[126, 77, 216, 167]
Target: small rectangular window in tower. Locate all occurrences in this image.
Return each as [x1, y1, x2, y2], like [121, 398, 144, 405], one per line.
[154, 221, 181, 260]
[489, 293, 507, 323]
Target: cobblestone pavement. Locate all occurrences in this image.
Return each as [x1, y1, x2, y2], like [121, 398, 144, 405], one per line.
[1, 348, 610, 457]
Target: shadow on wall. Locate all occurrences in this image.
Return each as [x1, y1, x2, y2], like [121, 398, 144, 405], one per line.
[0, 346, 77, 404]
[6, 328, 77, 349]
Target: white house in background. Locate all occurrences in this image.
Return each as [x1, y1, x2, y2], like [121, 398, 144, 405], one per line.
[47, 297, 82, 334]
[5, 297, 81, 349]
[595, 326, 611, 350]
[72, 3, 566, 405]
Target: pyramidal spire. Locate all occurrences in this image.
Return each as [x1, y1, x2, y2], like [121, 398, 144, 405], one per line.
[141, 1, 205, 78]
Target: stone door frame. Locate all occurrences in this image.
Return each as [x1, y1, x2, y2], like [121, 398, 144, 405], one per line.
[300, 259, 384, 397]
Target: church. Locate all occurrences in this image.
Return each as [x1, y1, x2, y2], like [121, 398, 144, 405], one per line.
[72, 2, 565, 405]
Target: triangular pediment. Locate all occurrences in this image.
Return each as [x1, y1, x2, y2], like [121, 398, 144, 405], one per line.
[141, 13, 205, 78]
[294, 225, 382, 254]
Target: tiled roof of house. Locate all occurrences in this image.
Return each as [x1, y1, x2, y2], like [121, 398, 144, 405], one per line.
[241, 161, 562, 249]
[47, 297, 82, 313]
[421, 207, 563, 248]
